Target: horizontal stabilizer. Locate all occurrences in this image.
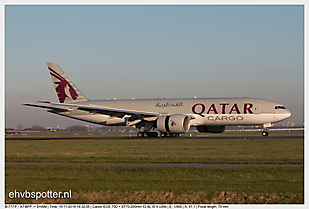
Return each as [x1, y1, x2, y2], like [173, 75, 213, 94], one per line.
[37, 100, 51, 103]
[22, 103, 70, 112]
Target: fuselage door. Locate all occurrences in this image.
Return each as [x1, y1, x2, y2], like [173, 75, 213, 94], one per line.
[254, 104, 261, 114]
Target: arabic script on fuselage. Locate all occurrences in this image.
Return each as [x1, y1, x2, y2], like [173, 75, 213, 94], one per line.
[155, 102, 183, 108]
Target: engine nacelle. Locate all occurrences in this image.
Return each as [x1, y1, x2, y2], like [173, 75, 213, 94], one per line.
[157, 114, 190, 133]
[196, 126, 226, 133]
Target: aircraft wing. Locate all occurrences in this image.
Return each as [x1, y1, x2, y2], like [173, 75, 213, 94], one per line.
[22, 102, 160, 118]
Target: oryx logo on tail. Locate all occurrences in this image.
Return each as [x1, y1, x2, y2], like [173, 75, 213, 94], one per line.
[47, 62, 87, 103]
[48, 67, 78, 103]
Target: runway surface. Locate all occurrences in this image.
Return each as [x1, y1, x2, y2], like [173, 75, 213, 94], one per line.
[5, 134, 304, 140]
[6, 162, 303, 168]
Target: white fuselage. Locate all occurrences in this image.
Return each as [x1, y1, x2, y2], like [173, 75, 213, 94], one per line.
[51, 98, 291, 127]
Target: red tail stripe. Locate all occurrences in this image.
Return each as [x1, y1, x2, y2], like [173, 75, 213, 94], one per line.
[49, 67, 65, 81]
[49, 72, 63, 82]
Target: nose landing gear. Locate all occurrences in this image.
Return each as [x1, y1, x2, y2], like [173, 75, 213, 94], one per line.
[262, 123, 273, 137]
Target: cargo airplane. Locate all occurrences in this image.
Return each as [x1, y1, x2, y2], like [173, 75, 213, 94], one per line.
[23, 62, 291, 137]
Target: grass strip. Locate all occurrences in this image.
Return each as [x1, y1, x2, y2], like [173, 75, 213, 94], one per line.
[6, 137, 304, 164]
[5, 165, 303, 204]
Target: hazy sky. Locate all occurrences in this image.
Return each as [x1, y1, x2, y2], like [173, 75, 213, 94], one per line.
[5, 5, 304, 129]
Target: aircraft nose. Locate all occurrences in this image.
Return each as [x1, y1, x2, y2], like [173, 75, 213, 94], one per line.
[285, 109, 292, 118]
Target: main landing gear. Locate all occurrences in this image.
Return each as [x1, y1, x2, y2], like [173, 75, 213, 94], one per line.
[137, 132, 158, 138]
[160, 133, 180, 137]
[137, 132, 180, 138]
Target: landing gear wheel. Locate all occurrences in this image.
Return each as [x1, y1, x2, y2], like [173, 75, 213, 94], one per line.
[137, 132, 143, 138]
[262, 131, 269, 136]
[160, 133, 180, 137]
[138, 132, 158, 138]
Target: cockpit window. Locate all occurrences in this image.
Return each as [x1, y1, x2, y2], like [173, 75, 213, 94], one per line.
[275, 106, 286, 109]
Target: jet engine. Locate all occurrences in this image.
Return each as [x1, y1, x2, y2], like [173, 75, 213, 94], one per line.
[157, 114, 190, 133]
[196, 126, 226, 133]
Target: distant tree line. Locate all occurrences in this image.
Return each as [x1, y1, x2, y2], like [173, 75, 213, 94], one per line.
[24, 125, 45, 131]
[65, 125, 88, 132]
